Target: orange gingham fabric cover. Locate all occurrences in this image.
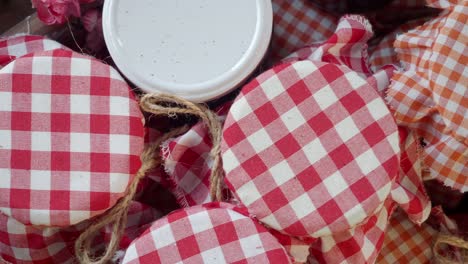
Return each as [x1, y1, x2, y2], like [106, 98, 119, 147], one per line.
[387, 0, 468, 191]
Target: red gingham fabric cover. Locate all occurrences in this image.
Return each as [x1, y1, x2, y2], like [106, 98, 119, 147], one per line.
[121, 203, 292, 264]
[281, 13, 431, 226]
[269, 229, 316, 263]
[282, 15, 399, 98]
[162, 122, 217, 207]
[0, 35, 68, 68]
[281, 14, 400, 98]
[390, 127, 431, 224]
[268, 0, 337, 64]
[221, 16, 400, 239]
[0, 49, 145, 227]
[282, 15, 374, 77]
[159, 103, 232, 208]
[376, 207, 460, 264]
[306, 129, 430, 263]
[0, 201, 163, 264]
[387, 0, 468, 191]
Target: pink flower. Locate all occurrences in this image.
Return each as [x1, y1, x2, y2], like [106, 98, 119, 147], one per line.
[32, 0, 94, 25]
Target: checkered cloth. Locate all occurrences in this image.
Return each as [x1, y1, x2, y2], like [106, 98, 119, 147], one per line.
[376, 208, 436, 264]
[222, 16, 400, 239]
[0, 201, 163, 264]
[121, 202, 292, 264]
[309, 199, 397, 264]
[161, 123, 215, 207]
[159, 104, 231, 207]
[390, 127, 431, 224]
[387, 0, 468, 192]
[269, 229, 316, 263]
[376, 206, 460, 264]
[283, 15, 374, 77]
[0, 49, 145, 227]
[0, 35, 68, 69]
[283, 14, 399, 96]
[269, 0, 337, 64]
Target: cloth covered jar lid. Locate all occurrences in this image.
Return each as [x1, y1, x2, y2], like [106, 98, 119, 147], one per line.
[122, 202, 292, 264]
[0, 49, 145, 227]
[221, 60, 400, 238]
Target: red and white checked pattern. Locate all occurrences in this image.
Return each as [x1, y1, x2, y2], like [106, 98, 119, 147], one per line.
[0, 35, 68, 68]
[309, 199, 397, 264]
[269, 0, 337, 64]
[376, 208, 436, 264]
[282, 15, 396, 96]
[159, 103, 231, 207]
[0, 49, 145, 227]
[222, 59, 400, 238]
[269, 229, 316, 263]
[387, 0, 468, 191]
[161, 123, 214, 207]
[369, 18, 430, 71]
[283, 15, 374, 77]
[122, 203, 292, 264]
[390, 127, 431, 224]
[0, 201, 163, 264]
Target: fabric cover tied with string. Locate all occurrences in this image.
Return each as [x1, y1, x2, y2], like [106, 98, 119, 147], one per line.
[221, 15, 431, 263]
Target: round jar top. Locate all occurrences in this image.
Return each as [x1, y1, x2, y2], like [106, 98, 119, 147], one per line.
[103, 0, 273, 102]
[0, 49, 145, 227]
[221, 60, 400, 238]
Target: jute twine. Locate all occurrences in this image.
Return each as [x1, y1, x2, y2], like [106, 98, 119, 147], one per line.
[74, 93, 224, 263]
[433, 234, 468, 264]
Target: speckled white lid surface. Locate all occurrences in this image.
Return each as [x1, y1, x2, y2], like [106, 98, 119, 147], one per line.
[103, 0, 273, 102]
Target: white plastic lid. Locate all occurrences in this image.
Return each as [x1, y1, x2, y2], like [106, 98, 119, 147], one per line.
[103, 0, 273, 102]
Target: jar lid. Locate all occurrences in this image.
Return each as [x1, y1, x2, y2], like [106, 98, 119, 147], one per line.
[221, 60, 400, 238]
[0, 49, 145, 227]
[103, 0, 273, 102]
[122, 203, 291, 264]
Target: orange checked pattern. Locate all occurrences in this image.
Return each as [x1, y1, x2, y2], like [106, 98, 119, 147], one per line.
[377, 206, 461, 264]
[387, 0, 468, 191]
[376, 209, 436, 264]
